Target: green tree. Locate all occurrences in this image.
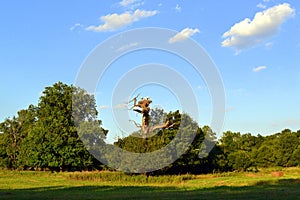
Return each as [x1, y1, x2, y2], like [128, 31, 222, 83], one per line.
[275, 129, 299, 167]
[0, 117, 20, 169]
[218, 131, 263, 171]
[0, 105, 37, 169]
[21, 82, 106, 171]
[114, 110, 215, 174]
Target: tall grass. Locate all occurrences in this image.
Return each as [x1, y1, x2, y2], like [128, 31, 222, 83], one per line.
[66, 171, 196, 184]
[1, 169, 299, 200]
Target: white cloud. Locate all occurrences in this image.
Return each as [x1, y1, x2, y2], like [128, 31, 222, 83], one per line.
[265, 42, 273, 49]
[175, 4, 181, 12]
[130, 2, 144, 10]
[119, 0, 144, 10]
[119, 0, 136, 7]
[70, 23, 83, 31]
[222, 3, 295, 51]
[257, 3, 267, 9]
[116, 42, 139, 52]
[99, 105, 108, 109]
[253, 65, 267, 72]
[197, 85, 204, 90]
[113, 103, 128, 109]
[169, 28, 200, 43]
[86, 9, 158, 32]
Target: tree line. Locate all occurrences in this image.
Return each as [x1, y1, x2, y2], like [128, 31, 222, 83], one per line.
[0, 82, 299, 173]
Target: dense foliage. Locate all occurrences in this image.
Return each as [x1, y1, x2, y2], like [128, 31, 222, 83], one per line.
[0, 82, 299, 173]
[0, 82, 107, 171]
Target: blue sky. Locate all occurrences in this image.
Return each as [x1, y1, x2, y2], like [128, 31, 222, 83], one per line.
[0, 0, 300, 142]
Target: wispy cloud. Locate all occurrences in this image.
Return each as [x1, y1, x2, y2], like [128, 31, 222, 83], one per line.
[116, 42, 139, 52]
[253, 65, 267, 72]
[70, 23, 83, 31]
[174, 4, 181, 12]
[197, 85, 207, 91]
[113, 103, 128, 109]
[119, 0, 145, 10]
[256, 3, 267, 9]
[265, 42, 273, 49]
[86, 9, 158, 32]
[257, 0, 271, 9]
[130, 2, 144, 10]
[119, 0, 144, 10]
[99, 105, 109, 109]
[119, 0, 137, 7]
[169, 28, 200, 43]
[222, 3, 295, 52]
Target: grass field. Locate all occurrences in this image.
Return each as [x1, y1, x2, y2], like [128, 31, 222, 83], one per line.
[0, 168, 300, 199]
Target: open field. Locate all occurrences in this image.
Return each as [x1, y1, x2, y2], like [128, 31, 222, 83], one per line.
[0, 168, 300, 200]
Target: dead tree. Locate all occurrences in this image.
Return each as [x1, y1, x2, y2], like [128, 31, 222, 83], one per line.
[129, 96, 179, 136]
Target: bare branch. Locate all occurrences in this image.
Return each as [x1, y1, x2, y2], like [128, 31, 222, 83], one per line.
[129, 120, 141, 128]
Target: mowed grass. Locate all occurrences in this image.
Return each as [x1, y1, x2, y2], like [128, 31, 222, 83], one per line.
[0, 168, 300, 200]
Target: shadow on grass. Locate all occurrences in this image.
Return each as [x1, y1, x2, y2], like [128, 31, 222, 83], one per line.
[0, 179, 299, 200]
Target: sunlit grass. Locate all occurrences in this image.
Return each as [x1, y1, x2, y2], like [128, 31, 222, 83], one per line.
[0, 168, 299, 199]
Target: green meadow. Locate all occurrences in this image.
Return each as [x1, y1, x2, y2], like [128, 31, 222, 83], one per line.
[1, 168, 299, 200]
